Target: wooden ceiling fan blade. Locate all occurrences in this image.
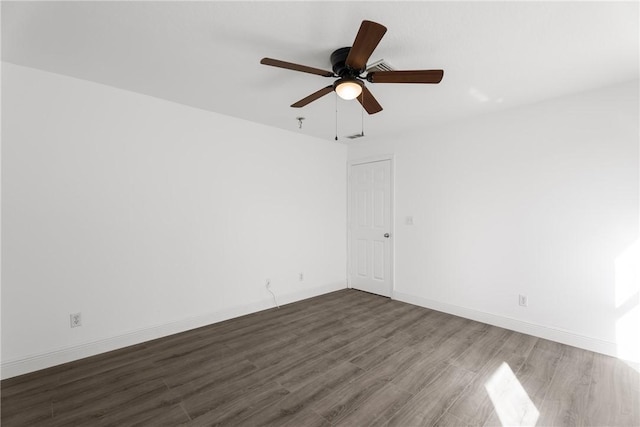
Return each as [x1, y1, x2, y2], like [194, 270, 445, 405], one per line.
[260, 58, 334, 77]
[367, 70, 444, 84]
[357, 86, 383, 114]
[291, 85, 335, 108]
[345, 20, 387, 72]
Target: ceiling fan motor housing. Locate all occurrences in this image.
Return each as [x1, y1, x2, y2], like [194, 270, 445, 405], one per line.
[330, 47, 362, 77]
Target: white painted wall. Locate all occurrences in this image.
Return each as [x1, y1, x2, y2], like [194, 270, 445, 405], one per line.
[349, 80, 640, 362]
[1, 63, 347, 378]
[2, 60, 637, 380]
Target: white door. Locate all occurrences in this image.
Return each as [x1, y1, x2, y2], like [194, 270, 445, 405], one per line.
[349, 159, 393, 297]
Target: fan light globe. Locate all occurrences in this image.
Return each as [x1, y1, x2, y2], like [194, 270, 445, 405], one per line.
[335, 80, 363, 100]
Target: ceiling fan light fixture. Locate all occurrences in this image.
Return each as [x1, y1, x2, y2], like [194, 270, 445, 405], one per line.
[334, 79, 363, 100]
[261, 20, 443, 115]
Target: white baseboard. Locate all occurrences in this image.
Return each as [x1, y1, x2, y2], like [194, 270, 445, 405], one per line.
[392, 290, 629, 361]
[1, 282, 346, 379]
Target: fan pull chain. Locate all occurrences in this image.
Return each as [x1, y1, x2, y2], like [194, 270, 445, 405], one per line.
[361, 89, 365, 137]
[335, 92, 338, 141]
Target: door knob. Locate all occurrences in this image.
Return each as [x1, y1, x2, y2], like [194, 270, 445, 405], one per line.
[384, 233, 390, 238]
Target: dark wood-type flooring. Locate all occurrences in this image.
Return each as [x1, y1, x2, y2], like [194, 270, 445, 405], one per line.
[2, 289, 639, 426]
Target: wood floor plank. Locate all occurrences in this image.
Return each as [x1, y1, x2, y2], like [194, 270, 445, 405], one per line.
[434, 411, 472, 427]
[358, 346, 425, 384]
[375, 304, 432, 339]
[51, 365, 169, 414]
[515, 338, 564, 402]
[392, 356, 449, 395]
[276, 328, 385, 391]
[171, 368, 284, 422]
[210, 338, 333, 395]
[51, 379, 170, 426]
[290, 317, 373, 351]
[241, 333, 311, 367]
[118, 404, 191, 427]
[182, 380, 289, 425]
[412, 318, 489, 362]
[312, 346, 423, 424]
[446, 332, 539, 425]
[386, 364, 477, 426]
[349, 333, 414, 371]
[2, 289, 638, 427]
[238, 361, 365, 426]
[0, 382, 56, 417]
[321, 319, 385, 351]
[584, 353, 640, 426]
[0, 400, 52, 426]
[91, 396, 189, 426]
[451, 326, 514, 373]
[222, 321, 300, 351]
[400, 307, 440, 333]
[150, 334, 236, 367]
[334, 382, 412, 427]
[162, 358, 258, 398]
[280, 408, 331, 427]
[418, 316, 472, 351]
[537, 345, 595, 426]
[483, 338, 564, 427]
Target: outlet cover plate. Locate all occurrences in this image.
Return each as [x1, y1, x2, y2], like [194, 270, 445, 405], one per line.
[518, 295, 528, 307]
[70, 313, 82, 328]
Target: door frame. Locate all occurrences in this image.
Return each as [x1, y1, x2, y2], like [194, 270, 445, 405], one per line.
[347, 154, 395, 298]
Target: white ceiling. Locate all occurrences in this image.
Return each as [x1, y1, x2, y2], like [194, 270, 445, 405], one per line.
[2, 1, 638, 141]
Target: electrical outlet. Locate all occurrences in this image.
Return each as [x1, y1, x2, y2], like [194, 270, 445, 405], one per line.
[299, 273, 304, 281]
[519, 295, 528, 307]
[70, 312, 82, 328]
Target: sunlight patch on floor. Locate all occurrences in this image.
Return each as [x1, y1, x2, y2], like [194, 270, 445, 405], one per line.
[485, 362, 539, 427]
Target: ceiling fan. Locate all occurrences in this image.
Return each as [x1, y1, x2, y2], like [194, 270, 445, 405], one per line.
[260, 20, 444, 115]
